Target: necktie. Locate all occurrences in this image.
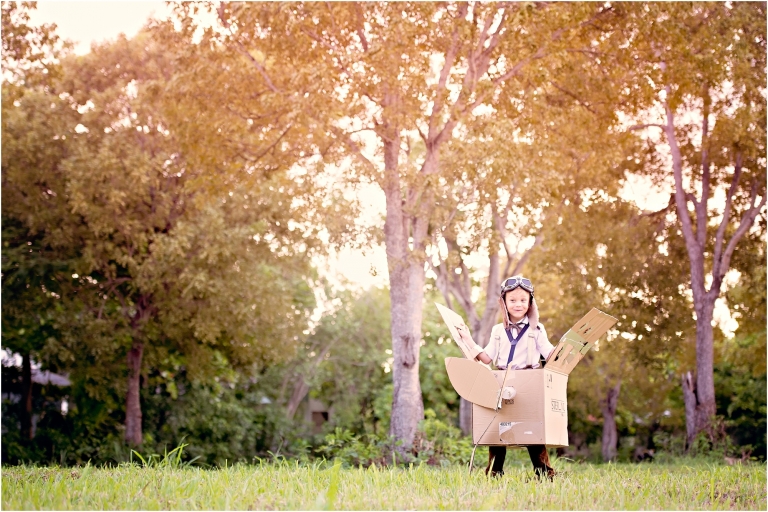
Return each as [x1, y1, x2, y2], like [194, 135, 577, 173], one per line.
[505, 323, 529, 366]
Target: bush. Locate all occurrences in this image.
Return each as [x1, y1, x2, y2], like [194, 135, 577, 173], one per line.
[315, 410, 481, 468]
[411, 409, 474, 466]
[316, 428, 392, 467]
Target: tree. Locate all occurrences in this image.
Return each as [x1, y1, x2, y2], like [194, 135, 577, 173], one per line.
[3, 21, 323, 448]
[295, 285, 393, 435]
[1, 0, 79, 444]
[425, 31, 636, 432]
[589, 2, 766, 444]
[1, 1, 65, 90]
[180, 1, 615, 449]
[534, 195, 696, 461]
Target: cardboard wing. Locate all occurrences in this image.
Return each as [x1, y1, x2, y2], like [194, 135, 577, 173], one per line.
[444, 357, 500, 410]
[435, 302, 482, 360]
[546, 308, 618, 375]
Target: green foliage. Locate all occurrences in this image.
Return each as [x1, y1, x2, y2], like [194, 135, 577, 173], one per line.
[714, 363, 767, 460]
[301, 286, 393, 437]
[315, 411, 476, 468]
[3, 2, 324, 449]
[316, 428, 391, 468]
[411, 410, 475, 467]
[418, 301, 465, 425]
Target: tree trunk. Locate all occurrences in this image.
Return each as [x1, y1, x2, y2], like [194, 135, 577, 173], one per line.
[125, 340, 144, 446]
[458, 251, 501, 436]
[681, 370, 697, 450]
[474, 250, 502, 349]
[600, 381, 621, 462]
[382, 126, 426, 450]
[459, 398, 472, 435]
[692, 300, 717, 438]
[284, 339, 335, 420]
[21, 352, 33, 441]
[286, 378, 310, 421]
[387, 256, 426, 449]
[661, 94, 764, 443]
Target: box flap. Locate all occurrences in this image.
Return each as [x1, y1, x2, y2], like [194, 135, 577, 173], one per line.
[435, 302, 482, 360]
[444, 357, 499, 410]
[545, 308, 617, 375]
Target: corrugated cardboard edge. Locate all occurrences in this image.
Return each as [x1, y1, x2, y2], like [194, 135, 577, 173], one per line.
[546, 308, 618, 376]
[435, 302, 482, 360]
[444, 357, 499, 410]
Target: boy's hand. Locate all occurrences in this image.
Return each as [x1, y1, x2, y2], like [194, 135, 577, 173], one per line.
[454, 324, 472, 343]
[455, 325, 487, 362]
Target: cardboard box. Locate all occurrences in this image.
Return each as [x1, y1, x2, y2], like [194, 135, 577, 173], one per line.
[471, 368, 569, 447]
[441, 306, 617, 447]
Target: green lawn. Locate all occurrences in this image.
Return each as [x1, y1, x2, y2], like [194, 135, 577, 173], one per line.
[2, 460, 765, 510]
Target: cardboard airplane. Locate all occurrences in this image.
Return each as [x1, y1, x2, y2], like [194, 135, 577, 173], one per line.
[436, 303, 617, 447]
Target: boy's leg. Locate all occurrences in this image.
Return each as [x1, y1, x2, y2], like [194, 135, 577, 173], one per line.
[526, 445, 555, 480]
[485, 445, 507, 477]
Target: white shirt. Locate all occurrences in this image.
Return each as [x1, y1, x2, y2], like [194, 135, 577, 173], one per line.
[482, 316, 555, 370]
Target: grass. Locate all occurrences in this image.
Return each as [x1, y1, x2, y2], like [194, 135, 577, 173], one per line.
[2, 458, 766, 510]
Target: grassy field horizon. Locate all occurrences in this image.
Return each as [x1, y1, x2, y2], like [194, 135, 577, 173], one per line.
[3, 459, 765, 510]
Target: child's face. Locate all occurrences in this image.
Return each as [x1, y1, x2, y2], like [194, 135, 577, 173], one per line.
[504, 287, 530, 322]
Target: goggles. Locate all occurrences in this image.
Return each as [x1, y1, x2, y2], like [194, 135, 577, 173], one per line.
[500, 276, 534, 297]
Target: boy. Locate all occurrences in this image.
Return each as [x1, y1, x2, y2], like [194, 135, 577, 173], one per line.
[464, 275, 557, 479]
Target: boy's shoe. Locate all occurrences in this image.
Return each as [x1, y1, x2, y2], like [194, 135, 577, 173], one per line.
[536, 468, 556, 481]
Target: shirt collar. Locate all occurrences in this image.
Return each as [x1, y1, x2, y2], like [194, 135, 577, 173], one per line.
[510, 315, 529, 327]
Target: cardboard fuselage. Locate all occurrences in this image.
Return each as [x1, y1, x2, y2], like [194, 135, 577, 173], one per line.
[472, 368, 569, 447]
[439, 305, 617, 448]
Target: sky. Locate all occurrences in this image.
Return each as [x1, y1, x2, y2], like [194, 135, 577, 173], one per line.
[23, 2, 738, 335]
[30, 2, 171, 55]
[30, 1, 392, 290]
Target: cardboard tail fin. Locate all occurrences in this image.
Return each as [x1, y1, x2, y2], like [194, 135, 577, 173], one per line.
[545, 308, 618, 375]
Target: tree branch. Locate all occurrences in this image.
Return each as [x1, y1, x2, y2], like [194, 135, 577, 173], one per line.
[465, 46, 548, 115]
[249, 123, 294, 162]
[427, 18, 463, 139]
[354, 3, 369, 52]
[550, 81, 598, 114]
[627, 123, 665, 131]
[218, 8, 280, 94]
[493, 194, 517, 276]
[428, 258, 454, 311]
[712, 153, 742, 277]
[331, 126, 378, 177]
[640, 193, 675, 218]
[662, 84, 704, 296]
[509, 232, 544, 277]
[712, 179, 766, 300]
[697, 83, 711, 249]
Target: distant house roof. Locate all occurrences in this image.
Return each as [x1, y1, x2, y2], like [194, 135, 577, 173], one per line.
[31, 369, 71, 387]
[2, 350, 72, 387]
